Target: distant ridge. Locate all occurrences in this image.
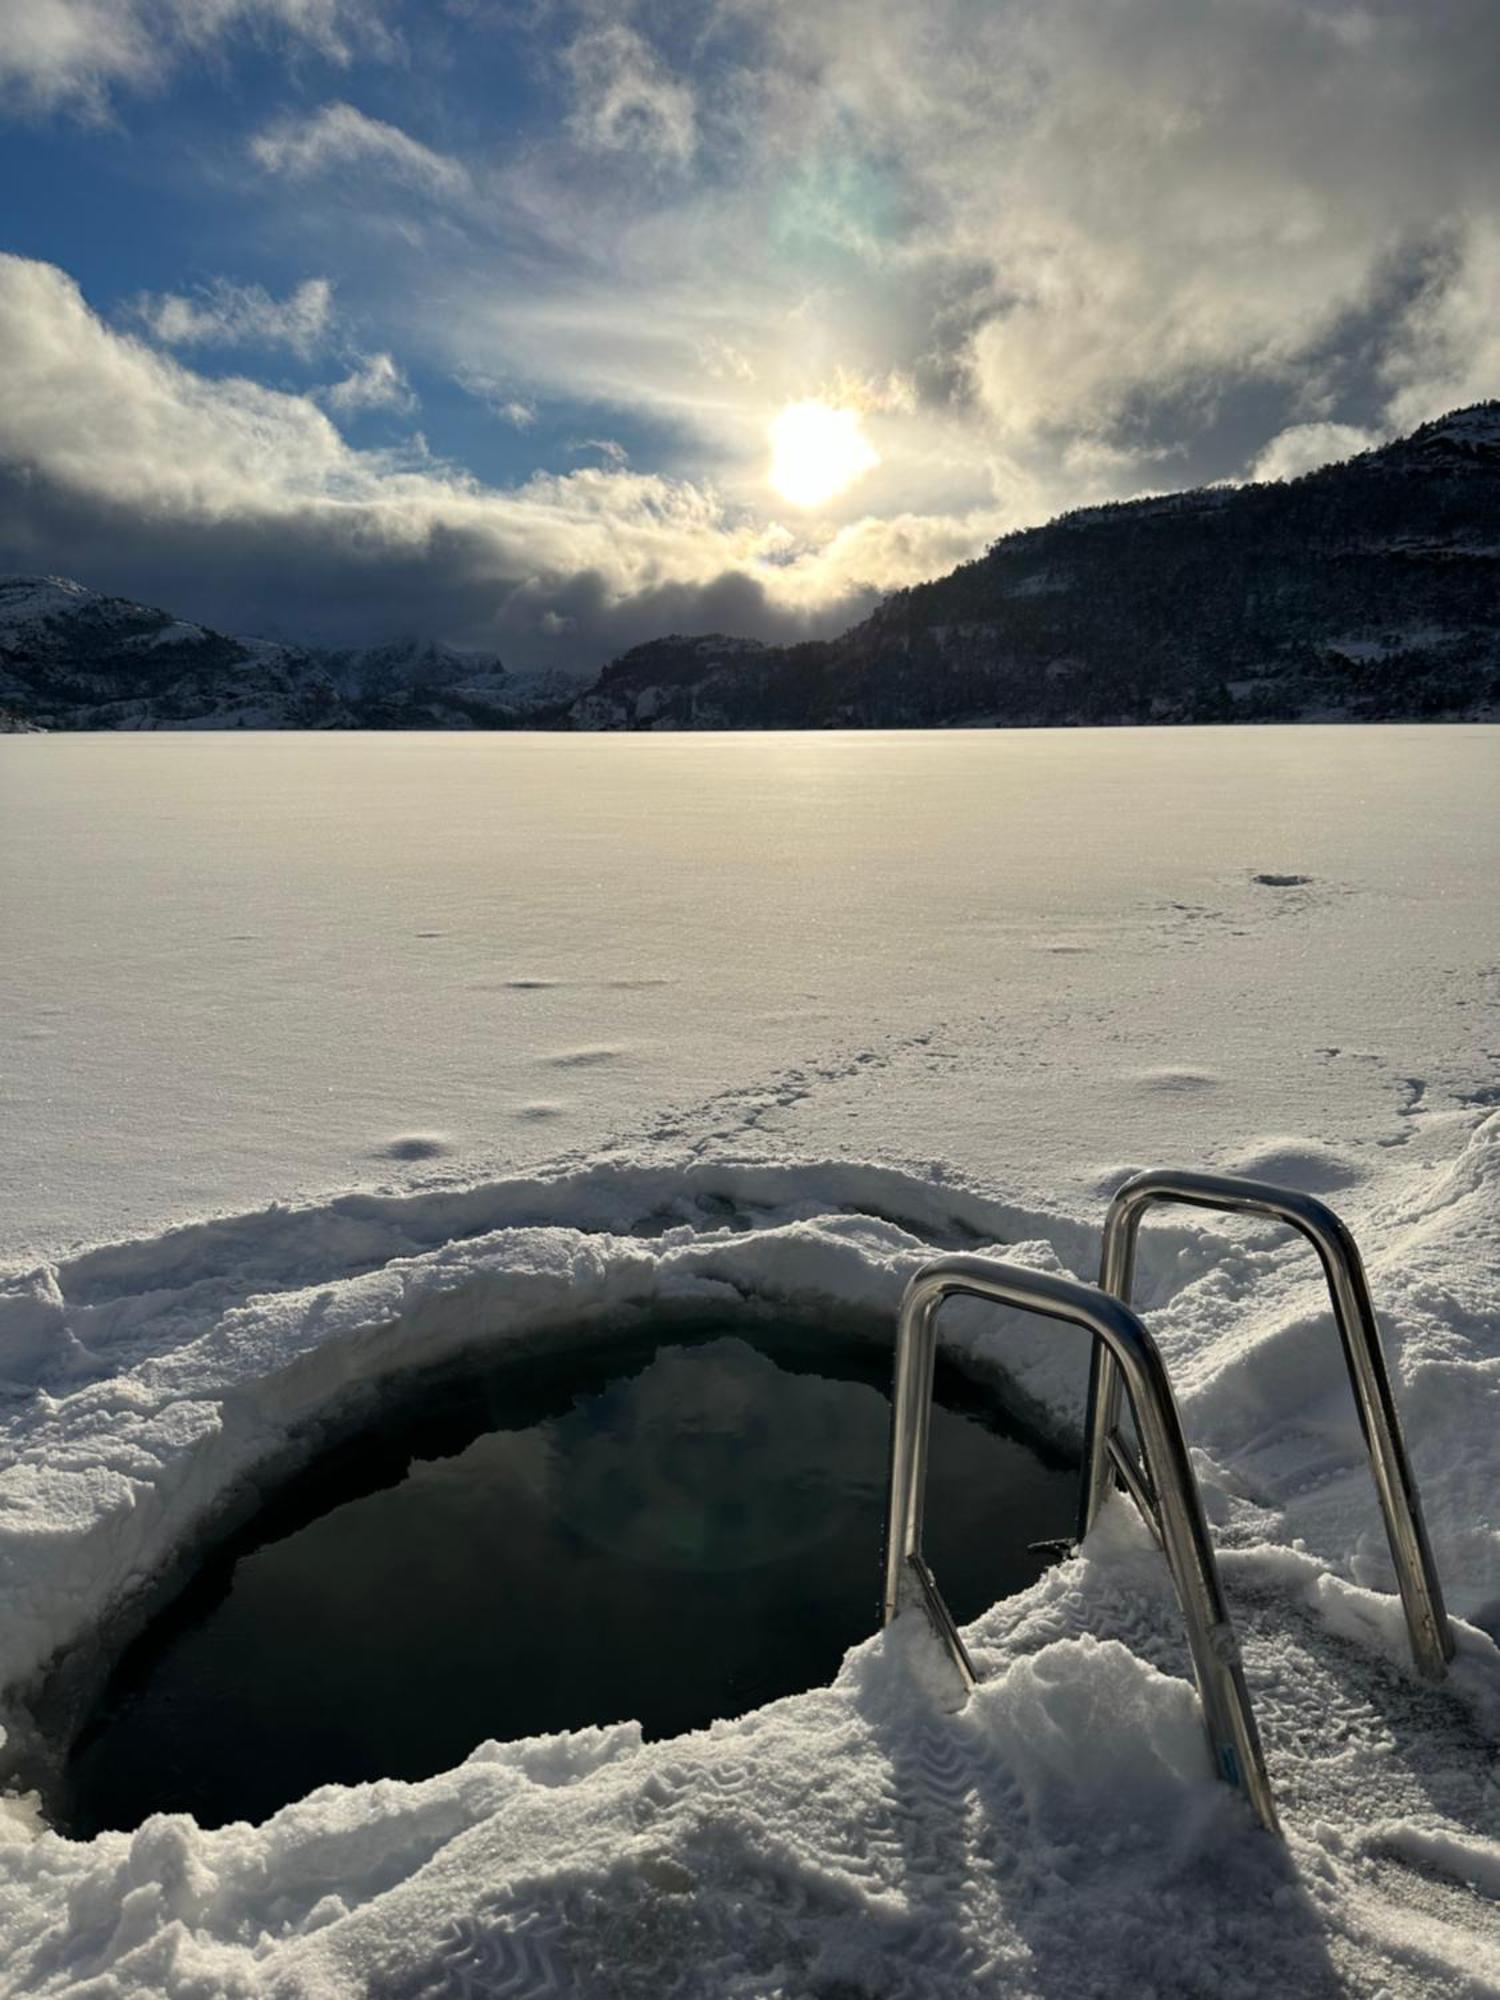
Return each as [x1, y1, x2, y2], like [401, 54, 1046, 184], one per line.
[567, 403, 1500, 729]
[0, 578, 577, 732]
[4, 403, 1498, 731]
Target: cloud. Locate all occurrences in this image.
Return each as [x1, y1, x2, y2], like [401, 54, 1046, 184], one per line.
[564, 24, 696, 167]
[573, 437, 628, 467]
[799, 0, 1500, 451]
[0, 0, 388, 113]
[5, 3, 1500, 662]
[697, 336, 757, 384]
[321, 350, 415, 413]
[1380, 220, 1500, 432]
[326, 0, 1490, 590]
[0, 257, 348, 507]
[450, 365, 540, 428]
[133, 277, 334, 357]
[451, 367, 538, 428]
[0, 253, 975, 666]
[1248, 421, 1383, 484]
[250, 101, 468, 197]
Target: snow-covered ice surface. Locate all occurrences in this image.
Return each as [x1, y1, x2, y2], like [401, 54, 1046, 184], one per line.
[4, 728, 1498, 1257]
[1, 726, 1499, 1996]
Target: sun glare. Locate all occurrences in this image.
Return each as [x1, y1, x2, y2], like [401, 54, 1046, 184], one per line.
[767, 400, 879, 509]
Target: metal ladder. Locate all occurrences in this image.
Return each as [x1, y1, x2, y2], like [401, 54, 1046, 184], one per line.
[881, 1170, 1454, 1835]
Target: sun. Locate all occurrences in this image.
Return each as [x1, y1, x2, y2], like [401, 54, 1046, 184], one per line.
[767, 399, 879, 509]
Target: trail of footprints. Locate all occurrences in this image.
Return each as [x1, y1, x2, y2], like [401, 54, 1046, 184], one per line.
[395, 1555, 1500, 1998]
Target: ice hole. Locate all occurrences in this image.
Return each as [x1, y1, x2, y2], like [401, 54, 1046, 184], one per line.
[57, 1311, 1075, 1833]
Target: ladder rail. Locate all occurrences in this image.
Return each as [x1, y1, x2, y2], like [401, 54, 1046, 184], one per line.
[1081, 1168, 1453, 1681]
[1105, 1428, 1163, 1548]
[883, 1254, 1279, 1834]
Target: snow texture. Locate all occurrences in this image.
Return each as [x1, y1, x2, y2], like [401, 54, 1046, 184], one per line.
[0, 727, 1498, 1995]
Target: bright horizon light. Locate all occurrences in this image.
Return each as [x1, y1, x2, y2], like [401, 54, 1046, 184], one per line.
[767, 399, 880, 510]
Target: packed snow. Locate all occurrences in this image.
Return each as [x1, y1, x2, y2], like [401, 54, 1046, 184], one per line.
[0, 726, 1498, 1996]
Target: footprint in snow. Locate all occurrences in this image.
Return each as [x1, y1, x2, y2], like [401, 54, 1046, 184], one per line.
[1127, 1066, 1222, 1093]
[378, 1133, 452, 1161]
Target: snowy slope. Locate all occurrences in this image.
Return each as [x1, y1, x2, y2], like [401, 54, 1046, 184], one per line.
[0, 577, 347, 731]
[0, 578, 575, 731]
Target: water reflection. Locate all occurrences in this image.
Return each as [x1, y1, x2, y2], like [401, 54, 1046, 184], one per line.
[553, 1340, 882, 1570]
[64, 1324, 1074, 1832]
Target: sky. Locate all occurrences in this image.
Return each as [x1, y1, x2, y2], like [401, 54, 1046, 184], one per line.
[0, 0, 1497, 670]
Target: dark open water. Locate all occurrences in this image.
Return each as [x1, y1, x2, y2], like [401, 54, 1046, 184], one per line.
[63, 1314, 1075, 1832]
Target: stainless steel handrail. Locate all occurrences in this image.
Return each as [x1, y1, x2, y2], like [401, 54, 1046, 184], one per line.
[883, 1254, 1279, 1833]
[1081, 1168, 1453, 1681]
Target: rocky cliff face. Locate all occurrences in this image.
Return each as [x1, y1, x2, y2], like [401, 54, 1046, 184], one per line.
[566, 404, 1500, 729]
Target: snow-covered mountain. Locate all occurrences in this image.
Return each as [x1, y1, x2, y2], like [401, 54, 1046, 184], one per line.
[569, 403, 1500, 729]
[0, 579, 575, 731]
[6, 402, 1499, 732]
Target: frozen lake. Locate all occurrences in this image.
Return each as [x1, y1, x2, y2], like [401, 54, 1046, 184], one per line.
[2, 726, 1497, 1260]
